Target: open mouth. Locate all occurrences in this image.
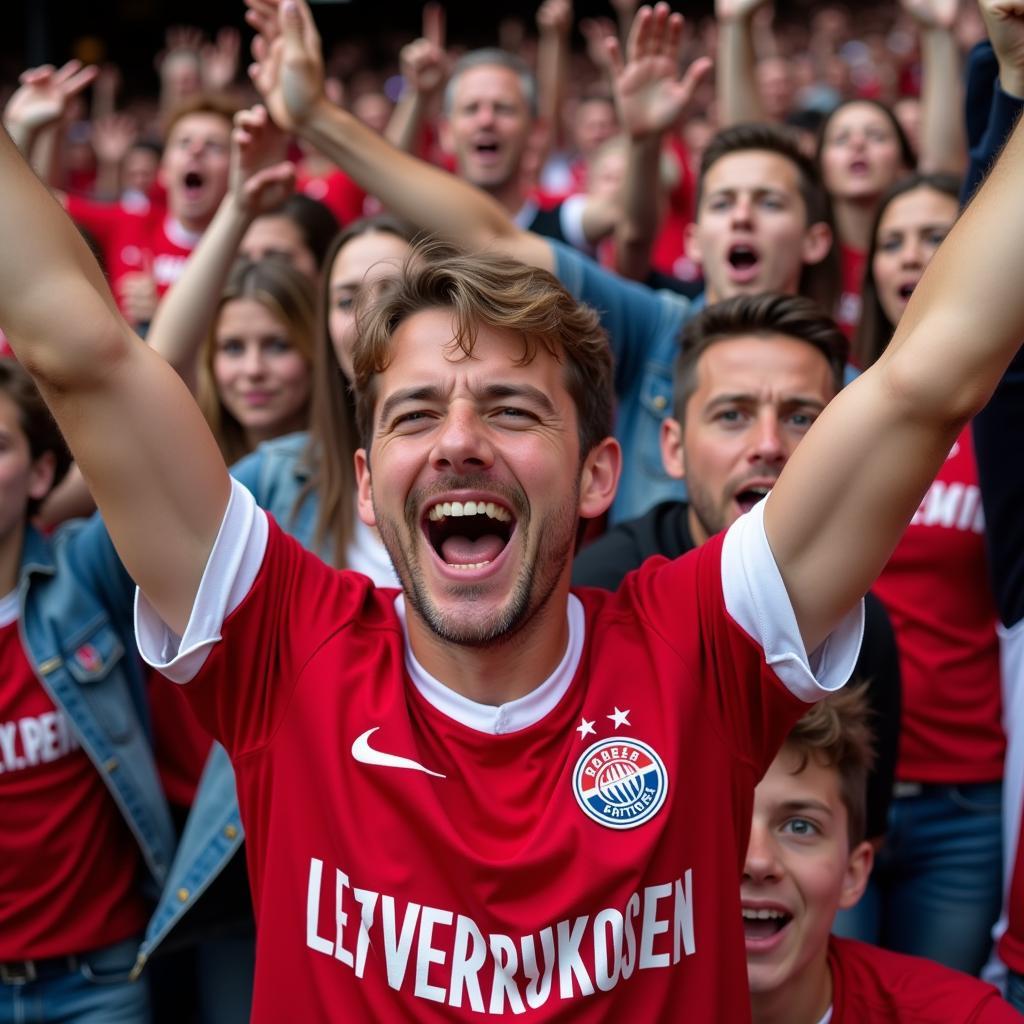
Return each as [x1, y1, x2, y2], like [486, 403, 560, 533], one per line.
[472, 140, 502, 162]
[425, 499, 516, 570]
[727, 244, 761, 279]
[848, 159, 870, 175]
[183, 170, 205, 198]
[742, 907, 792, 942]
[734, 485, 772, 514]
[897, 281, 917, 301]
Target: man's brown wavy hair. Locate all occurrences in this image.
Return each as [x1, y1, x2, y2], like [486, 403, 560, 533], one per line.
[352, 242, 614, 463]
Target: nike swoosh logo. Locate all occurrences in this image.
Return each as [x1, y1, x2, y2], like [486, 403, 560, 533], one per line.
[351, 728, 446, 779]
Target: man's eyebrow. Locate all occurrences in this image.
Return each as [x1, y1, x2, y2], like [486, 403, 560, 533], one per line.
[705, 393, 827, 410]
[479, 382, 559, 417]
[378, 384, 447, 426]
[777, 798, 834, 817]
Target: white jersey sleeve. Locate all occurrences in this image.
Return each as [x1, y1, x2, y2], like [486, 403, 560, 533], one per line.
[721, 498, 864, 702]
[134, 479, 269, 683]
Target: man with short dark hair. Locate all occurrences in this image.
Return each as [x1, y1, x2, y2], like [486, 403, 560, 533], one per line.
[572, 293, 900, 848]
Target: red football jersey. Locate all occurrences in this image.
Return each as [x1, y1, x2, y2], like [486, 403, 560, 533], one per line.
[66, 195, 199, 317]
[0, 614, 147, 958]
[829, 937, 1020, 1022]
[147, 667, 213, 807]
[872, 427, 1003, 783]
[138, 487, 861, 1022]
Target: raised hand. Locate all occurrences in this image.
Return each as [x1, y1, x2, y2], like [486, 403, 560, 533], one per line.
[118, 270, 158, 328]
[715, 0, 772, 23]
[164, 25, 204, 59]
[245, 0, 325, 130]
[92, 113, 138, 167]
[537, 0, 573, 37]
[900, 0, 959, 29]
[230, 105, 295, 215]
[979, 0, 1024, 94]
[580, 17, 619, 73]
[202, 27, 242, 92]
[607, 3, 712, 139]
[3, 61, 99, 138]
[399, 4, 448, 98]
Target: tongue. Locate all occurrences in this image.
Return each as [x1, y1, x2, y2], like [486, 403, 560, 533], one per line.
[441, 533, 506, 566]
[743, 917, 783, 940]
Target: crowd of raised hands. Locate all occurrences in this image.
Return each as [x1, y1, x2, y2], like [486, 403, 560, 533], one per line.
[4, 0, 1024, 1022]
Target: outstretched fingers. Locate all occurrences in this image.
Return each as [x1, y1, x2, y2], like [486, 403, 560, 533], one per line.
[54, 60, 100, 98]
[626, 5, 654, 65]
[677, 55, 713, 103]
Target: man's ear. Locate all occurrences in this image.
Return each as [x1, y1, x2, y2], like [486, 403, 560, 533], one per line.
[684, 220, 704, 268]
[660, 416, 685, 480]
[578, 437, 621, 521]
[354, 448, 376, 527]
[801, 221, 834, 267]
[838, 839, 875, 911]
[28, 451, 57, 504]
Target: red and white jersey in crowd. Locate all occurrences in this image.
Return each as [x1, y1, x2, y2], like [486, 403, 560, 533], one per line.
[136, 486, 861, 1022]
[827, 937, 1020, 1022]
[871, 426, 1003, 783]
[0, 594, 147, 959]
[66, 194, 198, 317]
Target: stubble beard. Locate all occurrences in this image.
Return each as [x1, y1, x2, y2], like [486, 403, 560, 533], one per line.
[374, 478, 580, 648]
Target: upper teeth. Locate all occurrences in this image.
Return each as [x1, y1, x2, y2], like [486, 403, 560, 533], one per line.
[428, 500, 512, 523]
[742, 908, 786, 920]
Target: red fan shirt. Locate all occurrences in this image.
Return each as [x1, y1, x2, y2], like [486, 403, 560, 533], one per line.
[0, 615, 148, 958]
[138, 488, 861, 1022]
[872, 428, 1003, 783]
[65, 194, 199, 318]
[829, 937, 1019, 1022]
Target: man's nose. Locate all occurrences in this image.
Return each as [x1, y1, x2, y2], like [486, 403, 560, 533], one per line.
[430, 404, 494, 473]
[749, 412, 786, 463]
[743, 822, 783, 884]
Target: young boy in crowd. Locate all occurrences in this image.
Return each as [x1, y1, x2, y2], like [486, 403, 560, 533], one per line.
[748, 690, 1019, 1023]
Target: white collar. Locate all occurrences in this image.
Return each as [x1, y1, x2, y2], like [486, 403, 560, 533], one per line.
[164, 216, 203, 250]
[394, 593, 584, 735]
[0, 589, 19, 628]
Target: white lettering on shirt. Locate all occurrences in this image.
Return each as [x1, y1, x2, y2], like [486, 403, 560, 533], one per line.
[151, 254, 187, 288]
[304, 857, 696, 1012]
[910, 481, 985, 533]
[0, 709, 80, 774]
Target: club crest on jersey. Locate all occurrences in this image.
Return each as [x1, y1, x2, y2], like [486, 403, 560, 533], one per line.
[573, 737, 668, 830]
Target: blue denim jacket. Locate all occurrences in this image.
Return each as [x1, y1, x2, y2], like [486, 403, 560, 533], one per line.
[138, 433, 317, 972]
[550, 240, 701, 524]
[18, 516, 176, 912]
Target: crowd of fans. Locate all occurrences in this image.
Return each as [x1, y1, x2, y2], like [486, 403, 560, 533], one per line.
[0, 0, 1023, 1020]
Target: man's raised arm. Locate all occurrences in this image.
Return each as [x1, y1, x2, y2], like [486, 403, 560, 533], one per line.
[0, 126, 229, 634]
[244, 0, 553, 270]
[764, 106, 1024, 655]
